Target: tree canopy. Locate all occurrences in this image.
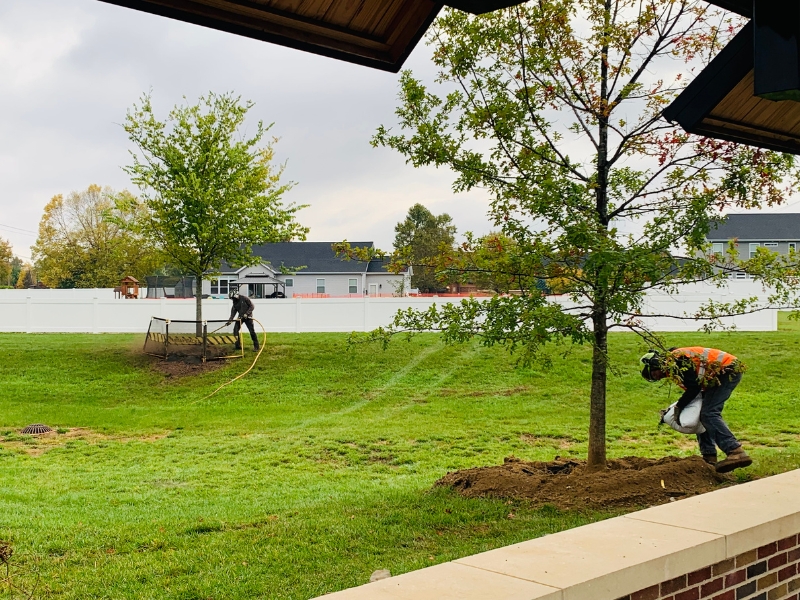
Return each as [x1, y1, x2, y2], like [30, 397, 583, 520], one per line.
[123, 92, 308, 322]
[393, 204, 456, 292]
[369, 0, 800, 467]
[0, 238, 14, 287]
[31, 185, 164, 289]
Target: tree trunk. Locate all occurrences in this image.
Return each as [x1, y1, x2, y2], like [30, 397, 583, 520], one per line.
[195, 274, 203, 336]
[587, 0, 612, 471]
[588, 310, 608, 469]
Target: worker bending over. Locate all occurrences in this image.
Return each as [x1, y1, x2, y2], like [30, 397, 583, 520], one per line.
[640, 346, 751, 473]
[227, 289, 259, 351]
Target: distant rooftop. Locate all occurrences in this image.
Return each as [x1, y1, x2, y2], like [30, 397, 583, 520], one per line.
[220, 241, 396, 274]
[708, 213, 800, 241]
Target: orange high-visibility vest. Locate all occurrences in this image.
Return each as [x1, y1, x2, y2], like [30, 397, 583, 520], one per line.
[671, 347, 737, 382]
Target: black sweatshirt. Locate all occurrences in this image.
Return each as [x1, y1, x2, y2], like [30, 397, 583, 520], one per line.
[229, 295, 255, 320]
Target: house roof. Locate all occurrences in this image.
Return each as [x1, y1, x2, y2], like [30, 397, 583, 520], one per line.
[97, 0, 523, 72]
[664, 3, 800, 154]
[249, 241, 376, 273]
[707, 213, 800, 241]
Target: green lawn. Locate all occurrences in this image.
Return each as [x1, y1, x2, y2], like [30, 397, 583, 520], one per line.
[1, 327, 799, 599]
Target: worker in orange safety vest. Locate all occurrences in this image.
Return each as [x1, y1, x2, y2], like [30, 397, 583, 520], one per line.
[640, 346, 751, 474]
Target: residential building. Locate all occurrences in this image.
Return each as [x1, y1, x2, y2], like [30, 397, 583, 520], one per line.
[204, 242, 411, 298]
[707, 213, 800, 258]
[706, 213, 800, 279]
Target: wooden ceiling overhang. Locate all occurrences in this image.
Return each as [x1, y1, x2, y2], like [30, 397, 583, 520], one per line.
[664, 0, 800, 154]
[98, 0, 523, 72]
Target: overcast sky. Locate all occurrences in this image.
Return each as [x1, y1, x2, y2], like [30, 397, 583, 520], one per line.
[0, 0, 492, 260]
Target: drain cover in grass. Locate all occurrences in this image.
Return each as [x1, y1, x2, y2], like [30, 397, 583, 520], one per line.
[21, 424, 53, 435]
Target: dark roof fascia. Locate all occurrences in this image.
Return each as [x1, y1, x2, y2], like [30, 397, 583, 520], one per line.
[662, 22, 753, 130]
[96, 0, 442, 72]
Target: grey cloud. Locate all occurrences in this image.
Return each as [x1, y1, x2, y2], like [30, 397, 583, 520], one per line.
[0, 0, 492, 258]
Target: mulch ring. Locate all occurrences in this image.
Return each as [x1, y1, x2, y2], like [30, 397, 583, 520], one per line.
[435, 455, 734, 510]
[149, 355, 230, 378]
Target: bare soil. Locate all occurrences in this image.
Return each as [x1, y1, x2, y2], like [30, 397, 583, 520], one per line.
[435, 455, 733, 510]
[0, 428, 169, 457]
[149, 355, 230, 378]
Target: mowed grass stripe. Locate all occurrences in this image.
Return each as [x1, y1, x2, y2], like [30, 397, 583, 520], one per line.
[0, 323, 799, 599]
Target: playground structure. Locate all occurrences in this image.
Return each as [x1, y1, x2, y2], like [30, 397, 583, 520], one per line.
[143, 317, 243, 362]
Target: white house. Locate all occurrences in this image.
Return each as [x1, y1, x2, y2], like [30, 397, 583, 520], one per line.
[203, 241, 411, 298]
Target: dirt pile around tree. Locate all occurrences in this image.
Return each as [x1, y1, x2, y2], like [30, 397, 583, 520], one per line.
[149, 355, 228, 378]
[436, 455, 733, 510]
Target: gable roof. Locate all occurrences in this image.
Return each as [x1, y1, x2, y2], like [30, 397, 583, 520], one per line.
[708, 213, 800, 241]
[250, 241, 376, 273]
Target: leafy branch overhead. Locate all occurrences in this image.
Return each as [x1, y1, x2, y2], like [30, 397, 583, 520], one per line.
[368, 0, 800, 467]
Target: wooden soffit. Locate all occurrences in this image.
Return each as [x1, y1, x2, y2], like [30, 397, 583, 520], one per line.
[98, 0, 525, 71]
[663, 21, 800, 155]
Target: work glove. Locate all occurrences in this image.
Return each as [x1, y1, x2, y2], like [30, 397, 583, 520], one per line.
[226, 321, 232, 326]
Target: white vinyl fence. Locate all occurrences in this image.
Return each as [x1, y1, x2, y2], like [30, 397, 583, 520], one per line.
[0, 281, 779, 333]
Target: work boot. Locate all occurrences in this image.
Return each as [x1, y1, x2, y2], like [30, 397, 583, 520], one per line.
[253, 343, 260, 351]
[715, 447, 752, 473]
[702, 454, 718, 465]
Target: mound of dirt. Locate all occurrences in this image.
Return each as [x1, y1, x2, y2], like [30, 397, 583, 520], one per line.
[435, 455, 733, 510]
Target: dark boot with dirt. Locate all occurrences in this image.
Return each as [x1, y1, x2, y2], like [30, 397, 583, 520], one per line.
[702, 454, 718, 465]
[715, 447, 752, 473]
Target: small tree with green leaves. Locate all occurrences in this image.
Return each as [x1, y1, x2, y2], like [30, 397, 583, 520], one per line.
[123, 92, 308, 325]
[367, 0, 800, 468]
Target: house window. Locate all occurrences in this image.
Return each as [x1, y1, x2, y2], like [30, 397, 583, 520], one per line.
[764, 242, 778, 253]
[749, 243, 760, 259]
[790, 243, 797, 252]
[735, 271, 747, 279]
[348, 278, 358, 294]
[316, 278, 325, 294]
[711, 242, 724, 258]
[285, 278, 294, 287]
[211, 278, 232, 295]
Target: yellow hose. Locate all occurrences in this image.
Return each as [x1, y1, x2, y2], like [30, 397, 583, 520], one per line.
[201, 317, 267, 400]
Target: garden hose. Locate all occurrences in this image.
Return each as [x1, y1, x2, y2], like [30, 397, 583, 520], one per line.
[202, 318, 267, 400]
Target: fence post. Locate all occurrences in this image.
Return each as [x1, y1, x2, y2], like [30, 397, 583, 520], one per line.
[26, 296, 31, 333]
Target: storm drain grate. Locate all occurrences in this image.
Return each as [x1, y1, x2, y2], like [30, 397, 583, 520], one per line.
[21, 424, 53, 435]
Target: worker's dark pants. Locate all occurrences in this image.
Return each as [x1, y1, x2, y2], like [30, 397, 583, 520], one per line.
[697, 371, 742, 456]
[234, 317, 259, 349]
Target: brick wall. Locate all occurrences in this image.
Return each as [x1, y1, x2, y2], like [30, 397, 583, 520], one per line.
[619, 535, 800, 600]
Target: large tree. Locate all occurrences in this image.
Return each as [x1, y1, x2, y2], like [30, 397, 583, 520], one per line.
[31, 185, 163, 288]
[123, 92, 308, 324]
[370, 1, 800, 468]
[394, 203, 456, 292]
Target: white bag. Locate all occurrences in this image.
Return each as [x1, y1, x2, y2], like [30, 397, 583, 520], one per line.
[661, 395, 706, 434]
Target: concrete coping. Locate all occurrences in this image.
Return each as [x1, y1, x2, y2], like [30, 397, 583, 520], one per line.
[315, 468, 800, 600]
